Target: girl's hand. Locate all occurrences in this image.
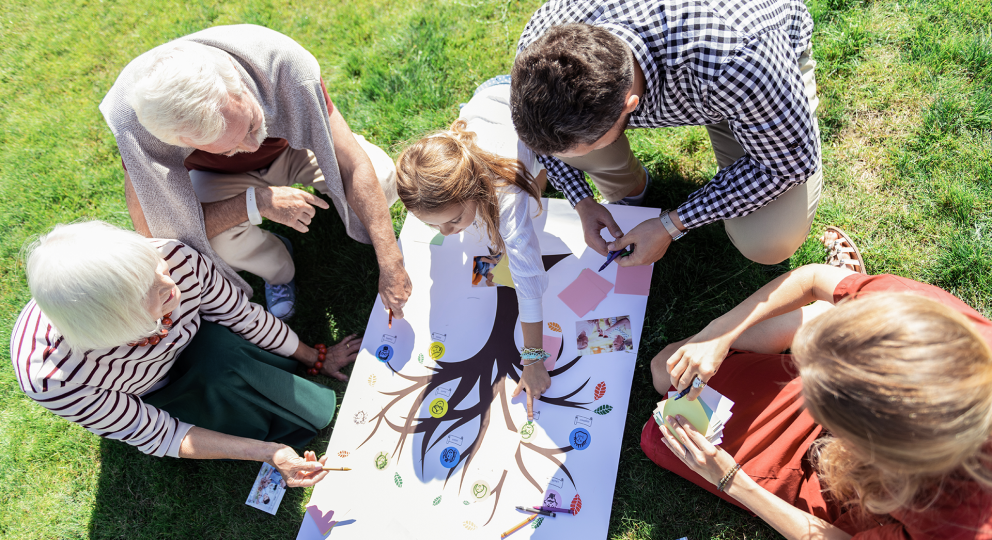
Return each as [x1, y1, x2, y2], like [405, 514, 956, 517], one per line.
[660, 414, 737, 486]
[666, 331, 734, 401]
[270, 448, 328, 488]
[513, 362, 551, 421]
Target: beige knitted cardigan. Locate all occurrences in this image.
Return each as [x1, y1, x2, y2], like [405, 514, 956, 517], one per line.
[100, 24, 370, 296]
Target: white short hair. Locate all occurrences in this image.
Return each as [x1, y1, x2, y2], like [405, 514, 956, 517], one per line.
[127, 41, 244, 146]
[26, 221, 163, 350]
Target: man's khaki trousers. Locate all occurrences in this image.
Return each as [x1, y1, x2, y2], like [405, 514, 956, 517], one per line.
[190, 135, 397, 284]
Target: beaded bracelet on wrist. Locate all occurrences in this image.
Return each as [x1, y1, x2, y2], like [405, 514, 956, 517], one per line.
[717, 462, 742, 492]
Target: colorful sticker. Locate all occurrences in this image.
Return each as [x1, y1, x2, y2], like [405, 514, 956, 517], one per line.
[432, 496, 442, 506]
[531, 516, 544, 529]
[543, 489, 562, 509]
[469, 480, 491, 502]
[337, 450, 350, 458]
[594, 381, 606, 400]
[569, 427, 592, 450]
[463, 521, 477, 530]
[519, 422, 536, 442]
[375, 344, 394, 363]
[428, 341, 445, 360]
[439, 446, 460, 468]
[547, 322, 562, 333]
[418, 353, 424, 364]
[594, 404, 613, 415]
[429, 398, 448, 418]
[373, 451, 389, 470]
[353, 411, 367, 425]
[570, 493, 583, 515]
[394, 473, 403, 487]
[368, 374, 377, 387]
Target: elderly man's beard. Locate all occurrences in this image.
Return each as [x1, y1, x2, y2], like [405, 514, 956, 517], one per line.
[229, 116, 268, 155]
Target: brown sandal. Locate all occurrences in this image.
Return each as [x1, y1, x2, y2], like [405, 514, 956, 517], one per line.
[820, 226, 867, 275]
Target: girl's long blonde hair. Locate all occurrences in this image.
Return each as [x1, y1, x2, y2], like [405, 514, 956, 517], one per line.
[793, 293, 992, 515]
[396, 119, 542, 256]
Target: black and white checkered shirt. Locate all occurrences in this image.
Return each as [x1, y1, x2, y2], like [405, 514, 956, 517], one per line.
[517, 0, 818, 230]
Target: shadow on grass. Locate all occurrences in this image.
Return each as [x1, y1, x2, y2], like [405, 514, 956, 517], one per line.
[88, 174, 781, 538]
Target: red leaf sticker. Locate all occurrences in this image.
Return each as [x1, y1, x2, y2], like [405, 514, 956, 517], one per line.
[570, 493, 582, 515]
[594, 382, 606, 400]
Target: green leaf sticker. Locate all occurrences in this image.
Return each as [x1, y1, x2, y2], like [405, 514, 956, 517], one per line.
[594, 404, 613, 415]
[394, 473, 403, 487]
[433, 496, 442, 506]
[418, 353, 424, 364]
[463, 501, 470, 505]
[531, 517, 544, 529]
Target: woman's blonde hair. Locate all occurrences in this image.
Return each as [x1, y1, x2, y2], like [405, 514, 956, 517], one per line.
[793, 293, 992, 515]
[396, 119, 542, 256]
[25, 221, 164, 350]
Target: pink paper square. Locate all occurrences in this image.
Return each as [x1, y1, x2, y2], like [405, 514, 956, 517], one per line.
[557, 270, 612, 317]
[542, 334, 562, 371]
[614, 264, 653, 295]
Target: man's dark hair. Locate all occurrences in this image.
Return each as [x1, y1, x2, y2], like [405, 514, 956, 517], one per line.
[511, 23, 634, 155]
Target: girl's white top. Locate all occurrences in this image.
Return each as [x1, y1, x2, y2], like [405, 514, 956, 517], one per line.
[460, 83, 547, 323]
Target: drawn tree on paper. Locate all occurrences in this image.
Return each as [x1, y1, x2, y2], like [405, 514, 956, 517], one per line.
[359, 255, 590, 526]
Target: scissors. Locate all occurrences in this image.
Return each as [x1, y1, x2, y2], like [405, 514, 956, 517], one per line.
[598, 246, 633, 272]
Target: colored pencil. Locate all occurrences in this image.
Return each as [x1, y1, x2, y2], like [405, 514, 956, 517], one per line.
[321, 466, 352, 471]
[501, 514, 538, 538]
[515, 506, 554, 517]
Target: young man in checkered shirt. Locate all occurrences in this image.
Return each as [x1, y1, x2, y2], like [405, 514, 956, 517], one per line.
[511, 0, 822, 266]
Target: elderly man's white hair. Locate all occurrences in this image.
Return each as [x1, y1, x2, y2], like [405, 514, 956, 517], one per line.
[127, 41, 245, 146]
[26, 221, 164, 350]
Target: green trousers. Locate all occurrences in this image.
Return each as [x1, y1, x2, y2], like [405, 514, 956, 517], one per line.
[144, 321, 336, 448]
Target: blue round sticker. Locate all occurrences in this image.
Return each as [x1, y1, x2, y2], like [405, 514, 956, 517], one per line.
[439, 446, 460, 468]
[375, 344, 394, 363]
[569, 428, 592, 451]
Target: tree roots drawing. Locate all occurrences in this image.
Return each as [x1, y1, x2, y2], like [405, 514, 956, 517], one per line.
[357, 255, 590, 525]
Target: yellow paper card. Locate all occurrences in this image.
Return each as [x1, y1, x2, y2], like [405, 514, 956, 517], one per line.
[662, 397, 710, 446]
[490, 255, 514, 288]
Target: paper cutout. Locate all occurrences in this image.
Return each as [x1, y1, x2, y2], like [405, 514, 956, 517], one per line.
[489, 255, 515, 288]
[429, 398, 448, 418]
[543, 489, 561, 508]
[661, 397, 710, 446]
[594, 381, 606, 400]
[576, 316, 633, 355]
[654, 385, 736, 446]
[472, 254, 500, 286]
[614, 264, 653, 296]
[470, 480, 491, 502]
[430, 233, 444, 245]
[439, 447, 460, 468]
[542, 334, 562, 371]
[375, 344, 394, 363]
[569, 428, 592, 450]
[306, 506, 338, 535]
[557, 268, 614, 317]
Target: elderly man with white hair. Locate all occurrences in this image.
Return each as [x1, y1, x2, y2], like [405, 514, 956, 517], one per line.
[12, 221, 359, 484]
[100, 24, 410, 320]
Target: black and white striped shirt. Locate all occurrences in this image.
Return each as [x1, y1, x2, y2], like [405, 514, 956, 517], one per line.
[517, 0, 818, 229]
[10, 240, 299, 457]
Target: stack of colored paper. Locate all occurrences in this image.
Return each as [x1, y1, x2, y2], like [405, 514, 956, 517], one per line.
[652, 385, 735, 446]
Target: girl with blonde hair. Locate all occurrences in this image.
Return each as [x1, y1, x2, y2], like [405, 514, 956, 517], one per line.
[641, 231, 992, 538]
[396, 76, 551, 420]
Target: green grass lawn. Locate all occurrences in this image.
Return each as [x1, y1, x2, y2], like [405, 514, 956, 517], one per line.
[1, 0, 990, 538]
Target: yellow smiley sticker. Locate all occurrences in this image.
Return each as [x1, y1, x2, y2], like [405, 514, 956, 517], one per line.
[428, 341, 445, 360]
[429, 398, 448, 418]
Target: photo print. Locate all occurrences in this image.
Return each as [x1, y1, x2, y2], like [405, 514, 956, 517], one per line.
[575, 316, 633, 355]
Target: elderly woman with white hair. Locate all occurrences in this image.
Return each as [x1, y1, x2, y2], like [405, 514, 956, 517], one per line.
[10, 221, 361, 486]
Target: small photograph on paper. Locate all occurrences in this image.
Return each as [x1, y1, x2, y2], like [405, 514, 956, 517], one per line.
[245, 462, 287, 515]
[576, 316, 633, 355]
[471, 252, 502, 287]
